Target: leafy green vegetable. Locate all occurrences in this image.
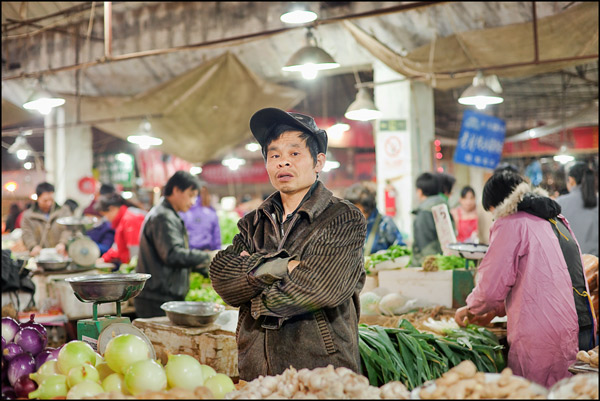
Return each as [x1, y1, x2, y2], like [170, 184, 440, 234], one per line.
[217, 210, 240, 246]
[358, 320, 504, 390]
[365, 245, 412, 274]
[436, 255, 475, 270]
[185, 272, 225, 304]
[118, 255, 137, 274]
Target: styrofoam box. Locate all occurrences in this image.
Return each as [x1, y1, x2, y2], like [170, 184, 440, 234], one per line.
[377, 268, 474, 308]
[49, 280, 116, 320]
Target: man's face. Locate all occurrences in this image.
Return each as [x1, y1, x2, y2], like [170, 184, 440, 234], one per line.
[172, 187, 199, 212]
[265, 131, 324, 196]
[37, 192, 54, 213]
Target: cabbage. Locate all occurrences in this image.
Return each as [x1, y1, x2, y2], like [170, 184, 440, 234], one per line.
[359, 292, 381, 316]
[378, 293, 407, 316]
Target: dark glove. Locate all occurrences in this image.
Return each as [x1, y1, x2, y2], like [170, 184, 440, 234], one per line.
[253, 257, 291, 285]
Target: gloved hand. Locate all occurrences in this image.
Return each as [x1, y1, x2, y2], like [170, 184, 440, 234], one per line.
[253, 257, 292, 285]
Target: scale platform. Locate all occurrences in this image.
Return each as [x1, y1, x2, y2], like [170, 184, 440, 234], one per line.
[65, 273, 154, 356]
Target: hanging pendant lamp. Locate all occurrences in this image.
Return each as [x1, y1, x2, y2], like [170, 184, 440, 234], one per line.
[458, 70, 504, 110]
[282, 28, 339, 80]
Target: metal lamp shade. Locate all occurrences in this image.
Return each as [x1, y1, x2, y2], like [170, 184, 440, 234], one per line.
[344, 88, 382, 121]
[282, 45, 340, 72]
[22, 89, 65, 114]
[458, 84, 504, 106]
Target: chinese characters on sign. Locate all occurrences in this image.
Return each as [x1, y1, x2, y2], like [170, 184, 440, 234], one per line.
[453, 110, 506, 169]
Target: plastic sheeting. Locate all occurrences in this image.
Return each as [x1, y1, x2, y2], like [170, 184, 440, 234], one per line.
[62, 52, 305, 163]
[343, 2, 598, 90]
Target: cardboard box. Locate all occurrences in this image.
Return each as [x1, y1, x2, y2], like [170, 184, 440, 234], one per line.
[377, 268, 475, 308]
[133, 316, 239, 379]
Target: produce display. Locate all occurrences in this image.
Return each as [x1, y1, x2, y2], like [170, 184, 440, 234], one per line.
[547, 373, 599, 399]
[422, 254, 475, 272]
[217, 210, 241, 246]
[2, 314, 58, 399]
[358, 320, 505, 390]
[576, 346, 599, 368]
[226, 364, 410, 399]
[118, 255, 137, 274]
[365, 245, 412, 274]
[185, 273, 225, 304]
[415, 360, 547, 399]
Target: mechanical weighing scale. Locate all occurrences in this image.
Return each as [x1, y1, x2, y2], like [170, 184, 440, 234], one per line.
[64, 273, 155, 358]
[447, 242, 489, 268]
[56, 216, 101, 269]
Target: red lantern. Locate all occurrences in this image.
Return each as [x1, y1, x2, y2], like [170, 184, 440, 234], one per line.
[78, 176, 97, 194]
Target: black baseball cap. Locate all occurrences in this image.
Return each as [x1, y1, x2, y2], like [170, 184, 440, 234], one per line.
[249, 108, 328, 158]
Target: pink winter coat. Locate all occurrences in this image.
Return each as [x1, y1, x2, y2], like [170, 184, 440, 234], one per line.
[466, 210, 579, 388]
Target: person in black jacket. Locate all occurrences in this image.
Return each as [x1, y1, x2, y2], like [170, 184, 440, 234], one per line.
[134, 171, 211, 318]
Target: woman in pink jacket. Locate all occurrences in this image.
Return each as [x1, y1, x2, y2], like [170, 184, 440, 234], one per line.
[455, 170, 594, 388]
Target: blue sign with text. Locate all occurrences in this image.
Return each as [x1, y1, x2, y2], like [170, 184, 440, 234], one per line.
[453, 110, 506, 169]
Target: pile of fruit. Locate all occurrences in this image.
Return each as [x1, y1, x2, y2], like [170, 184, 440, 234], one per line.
[2, 314, 236, 399]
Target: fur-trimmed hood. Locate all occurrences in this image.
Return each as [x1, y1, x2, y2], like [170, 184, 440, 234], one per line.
[493, 182, 561, 220]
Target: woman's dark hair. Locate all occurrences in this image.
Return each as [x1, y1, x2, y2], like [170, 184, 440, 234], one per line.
[263, 124, 319, 166]
[35, 182, 55, 197]
[482, 170, 525, 211]
[63, 199, 79, 213]
[99, 183, 116, 195]
[460, 186, 475, 198]
[164, 170, 200, 196]
[416, 172, 440, 197]
[344, 182, 377, 216]
[568, 162, 597, 208]
[95, 193, 134, 212]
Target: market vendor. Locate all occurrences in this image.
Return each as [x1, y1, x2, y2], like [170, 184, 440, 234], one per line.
[454, 170, 596, 388]
[210, 108, 366, 381]
[134, 171, 212, 318]
[21, 182, 72, 257]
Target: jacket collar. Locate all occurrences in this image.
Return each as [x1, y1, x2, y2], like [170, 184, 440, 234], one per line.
[254, 180, 332, 225]
[493, 182, 550, 219]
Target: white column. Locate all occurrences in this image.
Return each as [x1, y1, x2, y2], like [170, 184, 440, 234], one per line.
[43, 113, 55, 185]
[373, 60, 435, 242]
[54, 107, 67, 205]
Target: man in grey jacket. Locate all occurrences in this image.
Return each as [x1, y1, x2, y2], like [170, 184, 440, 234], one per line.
[134, 171, 211, 318]
[210, 108, 366, 381]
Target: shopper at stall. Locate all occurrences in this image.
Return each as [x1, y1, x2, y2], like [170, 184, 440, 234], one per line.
[21, 182, 72, 257]
[179, 184, 221, 251]
[83, 182, 116, 217]
[437, 172, 456, 205]
[94, 193, 146, 267]
[410, 172, 445, 266]
[134, 171, 212, 318]
[556, 161, 598, 256]
[210, 108, 366, 381]
[451, 186, 479, 243]
[344, 181, 405, 256]
[4, 203, 22, 233]
[454, 170, 594, 387]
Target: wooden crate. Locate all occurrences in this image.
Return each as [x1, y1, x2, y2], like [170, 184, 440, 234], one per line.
[133, 316, 238, 379]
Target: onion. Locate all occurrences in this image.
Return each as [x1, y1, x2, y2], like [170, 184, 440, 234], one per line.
[2, 357, 7, 383]
[96, 362, 116, 381]
[104, 334, 150, 374]
[124, 359, 167, 396]
[203, 373, 235, 399]
[35, 348, 57, 370]
[30, 360, 60, 385]
[200, 364, 217, 381]
[1, 384, 17, 400]
[14, 327, 46, 356]
[19, 314, 47, 339]
[2, 335, 6, 350]
[66, 380, 104, 399]
[1, 317, 20, 343]
[67, 363, 100, 388]
[7, 352, 35, 387]
[56, 340, 96, 375]
[48, 346, 61, 361]
[27, 374, 68, 400]
[13, 375, 37, 399]
[102, 372, 126, 393]
[165, 354, 204, 390]
[3, 343, 23, 362]
[94, 351, 104, 367]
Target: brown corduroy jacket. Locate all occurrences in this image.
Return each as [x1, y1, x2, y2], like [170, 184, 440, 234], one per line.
[210, 181, 366, 381]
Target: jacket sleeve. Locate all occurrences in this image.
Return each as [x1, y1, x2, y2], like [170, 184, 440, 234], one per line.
[250, 208, 366, 318]
[20, 214, 37, 251]
[149, 213, 210, 268]
[466, 218, 520, 316]
[212, 217, 222, 251]
[209, 220, 280, 307]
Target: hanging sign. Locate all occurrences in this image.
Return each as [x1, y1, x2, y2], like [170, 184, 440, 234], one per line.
[453, 110, 506, 169]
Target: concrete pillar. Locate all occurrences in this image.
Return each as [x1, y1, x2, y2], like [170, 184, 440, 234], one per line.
[373, 60, 435, 242]
[43, 105, 94, 211]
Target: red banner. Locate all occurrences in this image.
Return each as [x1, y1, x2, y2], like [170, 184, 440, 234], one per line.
[200, 161, 270, 185]
[137, 149, 194, 188]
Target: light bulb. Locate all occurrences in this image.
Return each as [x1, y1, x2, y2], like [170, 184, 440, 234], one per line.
[16, 149, 29, 160]
[301, 65, 318, 80]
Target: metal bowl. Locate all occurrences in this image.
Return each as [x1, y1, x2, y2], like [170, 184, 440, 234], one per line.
[161, 301, 225, 327]
[36, 258, 72, 271]
[65, 273, 151, 303]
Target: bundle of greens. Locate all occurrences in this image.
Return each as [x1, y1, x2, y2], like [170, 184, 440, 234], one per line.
[358, 319, 505, 390]
[184, 272, 225, 305]
[365, 245, 412, 274]
[422, 254, 475, 271]
[217, 210, 241, 246]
